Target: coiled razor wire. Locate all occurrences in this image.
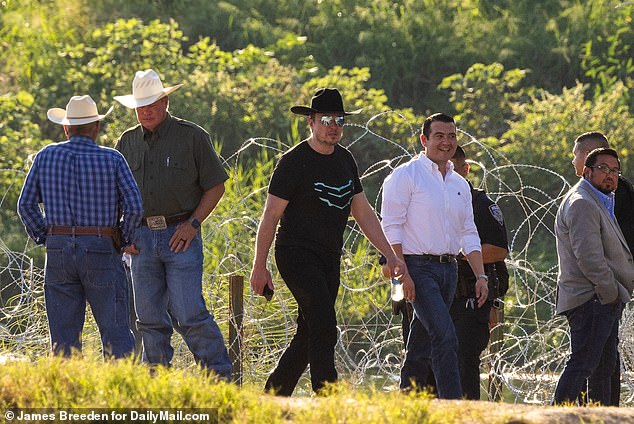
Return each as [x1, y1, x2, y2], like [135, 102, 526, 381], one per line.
[1, 112, 633, 404]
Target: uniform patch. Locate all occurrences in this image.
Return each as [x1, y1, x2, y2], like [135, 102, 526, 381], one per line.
[489, 204, 504, 226]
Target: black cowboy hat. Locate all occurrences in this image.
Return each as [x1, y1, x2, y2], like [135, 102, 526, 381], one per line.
[290, 88, 362, 116]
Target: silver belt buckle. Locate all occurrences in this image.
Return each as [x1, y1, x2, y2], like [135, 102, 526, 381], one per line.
[146, 215, 167, 230]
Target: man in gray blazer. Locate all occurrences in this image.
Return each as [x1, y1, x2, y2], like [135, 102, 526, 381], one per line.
[553, 147, 634, 405]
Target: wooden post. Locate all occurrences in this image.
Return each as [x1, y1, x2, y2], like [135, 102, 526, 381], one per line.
[229, 275, 244, 385]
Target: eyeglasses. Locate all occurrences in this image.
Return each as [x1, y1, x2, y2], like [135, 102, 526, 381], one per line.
[319, 115, 345, 127]
[591, 164, 621, 177]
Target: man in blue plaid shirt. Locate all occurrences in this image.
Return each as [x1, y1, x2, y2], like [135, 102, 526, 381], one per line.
[17, 95, 143, 358]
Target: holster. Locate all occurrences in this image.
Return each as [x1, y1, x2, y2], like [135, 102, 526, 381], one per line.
[456, 261, 501, 300]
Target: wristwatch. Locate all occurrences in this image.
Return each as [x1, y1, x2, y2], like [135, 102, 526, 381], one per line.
[477, 274, 489, 282]
[188, 217, 201, 230]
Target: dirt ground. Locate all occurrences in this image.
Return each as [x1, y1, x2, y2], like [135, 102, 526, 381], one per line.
[275, 397, 634, 424]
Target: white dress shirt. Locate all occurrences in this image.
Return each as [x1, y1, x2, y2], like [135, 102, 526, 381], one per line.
[381, 153, 481, 256]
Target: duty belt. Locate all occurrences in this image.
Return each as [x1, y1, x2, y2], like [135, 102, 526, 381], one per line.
[47, 226, 117, 237]
[142, 211, 192, 230]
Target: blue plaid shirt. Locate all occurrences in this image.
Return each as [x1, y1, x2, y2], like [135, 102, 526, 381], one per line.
[18, 135, 143, 245]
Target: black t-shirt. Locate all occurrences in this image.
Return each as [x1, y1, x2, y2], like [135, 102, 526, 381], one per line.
[456, 186, 509, 299]
[269, 141, 363, 254]
[615, 176, 634, 252]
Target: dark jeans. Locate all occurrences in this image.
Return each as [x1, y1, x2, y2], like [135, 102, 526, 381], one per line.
[400, 255, 461, 399]
[398, 297, 491, 400]
[265, 246, 341, 396]
[583, 303, 625, 406]
[44, 235, 134, 358]
[554, 298, 621, 405]
[451, 298, 491, 400]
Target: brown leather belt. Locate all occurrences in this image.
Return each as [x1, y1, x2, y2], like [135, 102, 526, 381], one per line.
[47, 226, 116, 237]
[142, 211, 192, 230]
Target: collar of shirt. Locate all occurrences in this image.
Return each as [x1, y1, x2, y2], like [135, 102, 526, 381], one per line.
[381, 152, 481, 256]
[68, 135, 96, 145]
[582, 178, 615, 219]
[417, 152, 455, 176]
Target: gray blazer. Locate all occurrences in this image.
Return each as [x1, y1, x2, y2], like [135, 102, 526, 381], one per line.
[555, 179, 634, 315]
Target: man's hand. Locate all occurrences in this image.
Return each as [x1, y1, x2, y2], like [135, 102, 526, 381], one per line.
[382, 254, 413, 301]
[475, 277, 488, 308]
[122, 243, 140, 255]
[250, 266, 274, 296]
[169, 220, 198, 252]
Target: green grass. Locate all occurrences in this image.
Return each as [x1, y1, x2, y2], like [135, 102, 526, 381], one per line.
[0, 356, 478, 423]
[2, 356, 628, 423]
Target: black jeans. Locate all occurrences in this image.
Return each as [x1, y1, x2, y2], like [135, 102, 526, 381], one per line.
[451, 297, 491, 400]
[265, 246, 341, 396]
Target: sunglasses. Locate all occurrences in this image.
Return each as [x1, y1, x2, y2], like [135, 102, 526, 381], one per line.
[319, 115, 345, 127]
[591, 164, 621, 177]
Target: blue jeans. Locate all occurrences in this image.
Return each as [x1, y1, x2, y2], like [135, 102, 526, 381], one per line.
[131, 225, 231, 378]
[400, 255, 462, 399]
[44, 235, 134, 358]
[554, 298, 621, 405]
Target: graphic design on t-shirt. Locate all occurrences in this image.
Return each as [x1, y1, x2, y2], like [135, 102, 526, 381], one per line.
[314, 180, 354, 209]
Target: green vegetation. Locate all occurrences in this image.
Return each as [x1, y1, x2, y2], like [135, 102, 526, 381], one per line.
[0, 357, 627, 423]
[0, 357, 451, 423]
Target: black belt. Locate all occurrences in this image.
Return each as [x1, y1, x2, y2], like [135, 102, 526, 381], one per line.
[142, 212, 192, 230]
[47, 226, 116, 237]
[406, 253, 457, 263]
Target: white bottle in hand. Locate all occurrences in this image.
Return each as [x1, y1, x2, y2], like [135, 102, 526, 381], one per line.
[391, 278, 404, 302]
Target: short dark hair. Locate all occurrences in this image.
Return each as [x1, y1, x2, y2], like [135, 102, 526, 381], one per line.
[422, 113, 455, 139]
[585, 147, 620, 168]
[452, 145, 466, 160]
[66, 122, 99, 137]
[575, 131, 609, 150]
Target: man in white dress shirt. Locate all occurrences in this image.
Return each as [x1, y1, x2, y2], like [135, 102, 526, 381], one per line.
[381, 113, 488, 398]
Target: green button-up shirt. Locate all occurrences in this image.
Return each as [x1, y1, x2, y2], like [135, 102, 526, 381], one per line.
[115, 113, 228, 217]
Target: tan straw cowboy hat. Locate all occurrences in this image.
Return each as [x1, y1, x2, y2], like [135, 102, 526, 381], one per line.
[114, 69, 183, 109]
[47, 95, 113, 125]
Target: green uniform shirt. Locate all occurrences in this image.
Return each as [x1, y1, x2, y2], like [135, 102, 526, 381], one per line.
[115, 113, 228, 217]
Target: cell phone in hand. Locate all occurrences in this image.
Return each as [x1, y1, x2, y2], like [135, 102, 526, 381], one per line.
[263, 285, 274, 301]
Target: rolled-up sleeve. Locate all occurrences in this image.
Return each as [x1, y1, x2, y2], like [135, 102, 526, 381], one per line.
[381, 169, 411, 245]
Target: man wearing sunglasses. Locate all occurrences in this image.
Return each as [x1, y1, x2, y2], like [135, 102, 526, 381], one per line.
[570, 131, 634, 406]
[553, 147, 634, 405]
[250, 88, 406, 396]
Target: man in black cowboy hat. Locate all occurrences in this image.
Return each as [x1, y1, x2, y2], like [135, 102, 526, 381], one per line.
[250, 88, 406, 395]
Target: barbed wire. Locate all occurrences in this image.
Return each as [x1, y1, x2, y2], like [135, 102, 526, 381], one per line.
[1, 113, 633, 404]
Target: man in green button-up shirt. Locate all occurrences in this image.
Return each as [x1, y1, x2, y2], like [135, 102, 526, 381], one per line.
[114, 69, 231, 378]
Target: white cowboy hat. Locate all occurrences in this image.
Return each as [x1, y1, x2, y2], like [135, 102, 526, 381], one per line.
[113, 69, 183, 109]
[47, 95, 113, 125]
